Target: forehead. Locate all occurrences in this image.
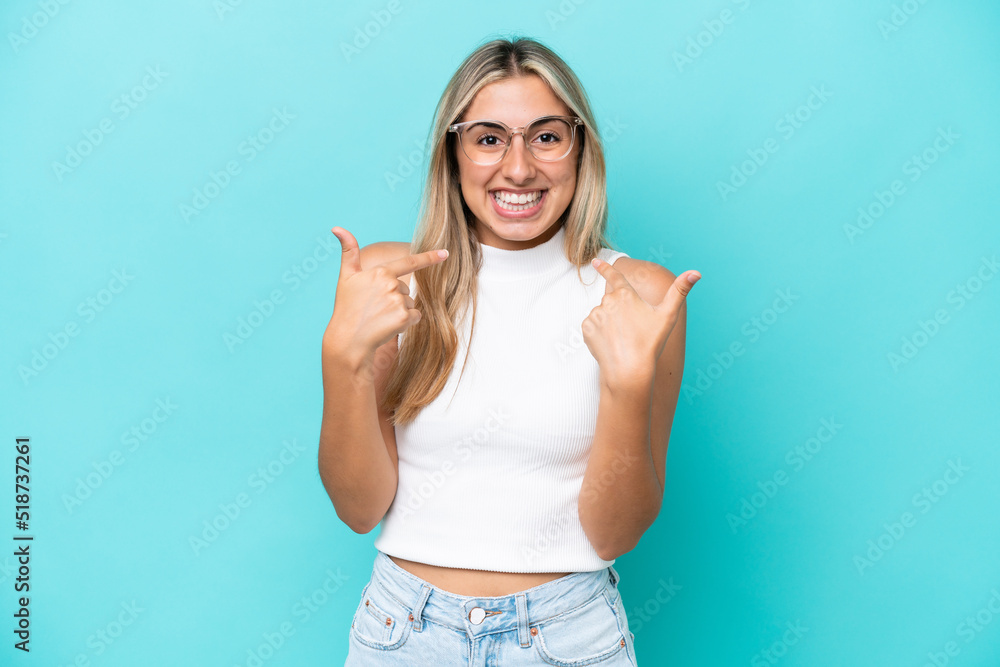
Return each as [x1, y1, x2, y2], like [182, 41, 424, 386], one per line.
[462, 74, 572, 125]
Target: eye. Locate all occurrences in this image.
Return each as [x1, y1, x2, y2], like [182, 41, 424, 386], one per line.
[466, 122, 507, 149]
[528, 118, 571, 146]
[476, 132, 504, 146]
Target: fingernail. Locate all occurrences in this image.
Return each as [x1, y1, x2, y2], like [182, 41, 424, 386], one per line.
[592, 258, 601, 267]
[438, 249, 449, 259]
[687, 272, 701, 284]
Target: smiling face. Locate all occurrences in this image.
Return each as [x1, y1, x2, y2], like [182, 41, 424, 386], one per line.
[454, 74, 581, 250]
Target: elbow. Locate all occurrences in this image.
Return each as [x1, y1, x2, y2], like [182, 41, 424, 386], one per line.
[337, 508, 364, 534]
[318, 457, 396, 536]
[335, 505, 384, 535]
[591, 529, 635, 561]
[595, 545, 619, 562]
[322, 488, 382, 535]
[594, 507, 660, 561]
[347, 519, 376, 535]
[596, 538, 637, 562]
[356, 512, 387, 535]
[319, 467, 387, 535]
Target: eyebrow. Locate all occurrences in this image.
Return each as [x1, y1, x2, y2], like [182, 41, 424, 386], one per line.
[462, 116, 561, 126]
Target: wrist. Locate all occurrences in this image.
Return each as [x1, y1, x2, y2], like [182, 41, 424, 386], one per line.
[322, 335, 376, 379]
[599, 365, 655, 398]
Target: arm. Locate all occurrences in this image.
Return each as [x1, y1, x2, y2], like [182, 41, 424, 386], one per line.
[317, 242, 411, 534]
[578, 259, 689, 560]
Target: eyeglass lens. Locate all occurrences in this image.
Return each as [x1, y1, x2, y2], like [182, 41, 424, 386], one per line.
[459, 118, 575, 164]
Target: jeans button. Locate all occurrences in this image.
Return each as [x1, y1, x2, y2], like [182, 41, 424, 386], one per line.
[469, 607, 486, 624]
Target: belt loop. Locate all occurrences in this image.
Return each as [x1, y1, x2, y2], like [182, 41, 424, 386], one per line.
[515, 592, 531, 647]
[410, 584, 432, 632]
[608, 565, 620, 587]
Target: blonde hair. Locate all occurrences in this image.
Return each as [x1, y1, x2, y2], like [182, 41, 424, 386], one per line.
[383, 35, 617, 425]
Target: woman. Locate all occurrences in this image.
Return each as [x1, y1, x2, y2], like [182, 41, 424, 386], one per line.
[319, 35, 699, 665]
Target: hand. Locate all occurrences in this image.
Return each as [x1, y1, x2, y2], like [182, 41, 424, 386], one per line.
[582, 258, 701, 385]
[322, 226, 449, 357]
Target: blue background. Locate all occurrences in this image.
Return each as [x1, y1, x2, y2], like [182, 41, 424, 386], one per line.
[2, 0, 999, 665]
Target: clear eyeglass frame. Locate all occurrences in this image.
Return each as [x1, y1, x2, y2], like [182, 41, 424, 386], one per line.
[447, 115, 585, 165]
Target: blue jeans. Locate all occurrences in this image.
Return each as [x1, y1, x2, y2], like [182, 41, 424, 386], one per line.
[345, 550, 638, 665]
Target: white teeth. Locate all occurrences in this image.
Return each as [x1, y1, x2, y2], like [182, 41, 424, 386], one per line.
[492, 190, 543, 211]
[494, 190, 541, 203]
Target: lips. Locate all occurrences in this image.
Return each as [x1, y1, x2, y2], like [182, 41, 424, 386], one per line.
[491, 189, 543, 205]
[490, 189, 547, 217]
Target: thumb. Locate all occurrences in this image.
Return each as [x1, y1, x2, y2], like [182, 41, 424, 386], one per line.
[331, 227, 362, 279]
[656, 270, 701, 313]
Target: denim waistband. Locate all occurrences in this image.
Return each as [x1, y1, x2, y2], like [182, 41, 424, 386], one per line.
[370, 550, 620, 644]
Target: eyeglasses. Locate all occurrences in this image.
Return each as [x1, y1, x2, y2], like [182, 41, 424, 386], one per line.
[448, 115, 584, 165]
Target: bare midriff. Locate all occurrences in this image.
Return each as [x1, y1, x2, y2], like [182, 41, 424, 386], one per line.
[388, 554, 572, 597]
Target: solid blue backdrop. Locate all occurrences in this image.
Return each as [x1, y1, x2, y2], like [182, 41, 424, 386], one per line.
[2, 0, 999, 665]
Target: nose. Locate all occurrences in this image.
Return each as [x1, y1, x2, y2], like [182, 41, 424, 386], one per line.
[500, 132, 536, 182]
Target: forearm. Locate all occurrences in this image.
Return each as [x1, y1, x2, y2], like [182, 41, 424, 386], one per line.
[317, 344, 397, 533]
[578, 371, 662, 560]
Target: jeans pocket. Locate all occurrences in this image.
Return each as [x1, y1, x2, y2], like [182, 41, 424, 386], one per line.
[533, 588, 628, 666]
[613, 591, 637, 665]
[350, 579, 413, 651]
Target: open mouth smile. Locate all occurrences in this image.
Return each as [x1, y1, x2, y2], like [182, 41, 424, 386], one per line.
[490, 189, 547, 217]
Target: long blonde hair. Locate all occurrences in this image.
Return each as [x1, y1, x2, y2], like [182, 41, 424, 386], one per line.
[383, 36, 617, 425]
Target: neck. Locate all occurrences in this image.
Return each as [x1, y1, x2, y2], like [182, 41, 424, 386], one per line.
[477, 224, 568, 282]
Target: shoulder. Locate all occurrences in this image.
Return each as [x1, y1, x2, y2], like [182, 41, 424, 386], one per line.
[358, 240, 411, 269]
[608, 256, 677, 304]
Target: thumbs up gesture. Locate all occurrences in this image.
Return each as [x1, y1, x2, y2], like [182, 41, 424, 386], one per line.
[582, 258, 701, 386]
[322, 226, 450, 358]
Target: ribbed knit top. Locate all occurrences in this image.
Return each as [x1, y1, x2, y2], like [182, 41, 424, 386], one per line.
[373, 224, 630, 573]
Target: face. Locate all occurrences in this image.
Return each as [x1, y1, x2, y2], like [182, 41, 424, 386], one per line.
[454, 74, 581, 250]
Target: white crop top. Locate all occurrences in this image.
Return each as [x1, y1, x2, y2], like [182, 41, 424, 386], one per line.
[372, 224, 630, 573]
